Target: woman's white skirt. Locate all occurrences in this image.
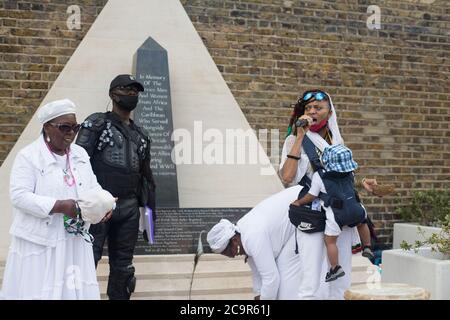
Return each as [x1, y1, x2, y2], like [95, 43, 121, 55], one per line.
[1, 235, 100, 300]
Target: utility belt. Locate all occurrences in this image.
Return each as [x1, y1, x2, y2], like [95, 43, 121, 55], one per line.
[289, 204, 326, 234]
[288, 175, 326, 234]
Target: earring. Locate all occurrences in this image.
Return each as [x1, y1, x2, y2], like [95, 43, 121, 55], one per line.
[237, 245, 240, 255]
[46, 136, 51, 143]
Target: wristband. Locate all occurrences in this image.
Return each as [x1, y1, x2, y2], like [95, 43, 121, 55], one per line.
[287, 154, 301, 160]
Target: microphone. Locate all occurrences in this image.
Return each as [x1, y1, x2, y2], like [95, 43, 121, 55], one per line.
[295, 118, 309, 128]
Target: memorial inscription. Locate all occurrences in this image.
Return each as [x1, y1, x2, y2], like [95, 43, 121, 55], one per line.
[132, 37, 253, 255]
[133, 37, 178, 208]
[134, 207, 250, 254]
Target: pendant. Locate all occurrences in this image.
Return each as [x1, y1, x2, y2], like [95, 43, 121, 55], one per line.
[63, 172, 75, 187]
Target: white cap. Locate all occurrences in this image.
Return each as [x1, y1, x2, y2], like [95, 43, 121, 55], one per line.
[77, 189, 116, 224]
[37, 99, 76, 124]
[206, 219, 237, 253]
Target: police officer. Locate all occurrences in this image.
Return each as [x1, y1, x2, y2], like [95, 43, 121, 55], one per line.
[76, 74, 156, 300]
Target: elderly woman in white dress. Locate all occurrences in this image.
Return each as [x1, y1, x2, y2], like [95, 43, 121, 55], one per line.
[207, 186, 302, 300]
[1, 99, 115, 300]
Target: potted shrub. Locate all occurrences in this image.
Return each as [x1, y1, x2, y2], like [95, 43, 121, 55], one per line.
[382, 215, 450, 299]
[392, 190, 449, 249]
[399, 214, 450, 259]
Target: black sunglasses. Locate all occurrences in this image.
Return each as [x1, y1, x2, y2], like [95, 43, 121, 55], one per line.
[48, 122, 81, 134]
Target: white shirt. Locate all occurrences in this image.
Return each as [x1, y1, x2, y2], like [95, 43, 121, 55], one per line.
[236, 185, 301, 300]
[308, 171, 326, 197]
[279, 135, 314, 186]
[9, 135, 101, 247]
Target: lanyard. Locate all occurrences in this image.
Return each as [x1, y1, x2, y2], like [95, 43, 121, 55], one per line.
[44, 137, 76, 187]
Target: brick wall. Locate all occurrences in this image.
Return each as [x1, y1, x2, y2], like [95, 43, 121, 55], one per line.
[1, 0, 449, 247]
[0, 0, 107, 164]
[181, 0, 450, 247]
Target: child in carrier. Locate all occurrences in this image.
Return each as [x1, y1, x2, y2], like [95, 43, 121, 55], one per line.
[292, 144, 370, 282]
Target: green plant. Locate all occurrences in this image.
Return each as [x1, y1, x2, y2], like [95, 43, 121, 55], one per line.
[396, 190, 450, 227]
[400, 214, 450, 259]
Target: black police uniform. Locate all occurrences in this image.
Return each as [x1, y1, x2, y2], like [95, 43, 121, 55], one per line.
[76, 111, 155, 300]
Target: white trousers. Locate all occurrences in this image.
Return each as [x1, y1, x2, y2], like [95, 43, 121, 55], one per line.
[297, 226, 353, 300]
[276, 231, 302, 299]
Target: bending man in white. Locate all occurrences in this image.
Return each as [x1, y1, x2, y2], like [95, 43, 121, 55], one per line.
[207, 186, 301, 300]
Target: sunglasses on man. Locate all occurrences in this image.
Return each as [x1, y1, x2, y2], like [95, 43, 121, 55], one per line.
[48, 122, 81, 134]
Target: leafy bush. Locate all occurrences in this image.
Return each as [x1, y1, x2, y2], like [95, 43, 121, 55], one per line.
[400, 214, 450, 259]
[396, 190, 450, 227]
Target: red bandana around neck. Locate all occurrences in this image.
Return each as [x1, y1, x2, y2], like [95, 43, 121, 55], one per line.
[309, 118, 328, 132]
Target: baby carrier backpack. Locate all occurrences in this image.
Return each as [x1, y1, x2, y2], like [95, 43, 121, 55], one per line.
[317, 169, 366, 228]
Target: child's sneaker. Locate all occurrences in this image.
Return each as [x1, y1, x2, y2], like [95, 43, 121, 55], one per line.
[325, 265, 345, 282]
[362, 246, 375, 260]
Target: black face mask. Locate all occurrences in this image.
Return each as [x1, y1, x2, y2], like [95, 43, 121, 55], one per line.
[114, 94, 139, 111]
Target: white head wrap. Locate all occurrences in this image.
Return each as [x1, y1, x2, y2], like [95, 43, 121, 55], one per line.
[77, 189, 116, 224]
[305, 91, 343, 152]
[290, 91, 344, 182]
[37, 99, 76, 124]
[207, 219, 238, 253]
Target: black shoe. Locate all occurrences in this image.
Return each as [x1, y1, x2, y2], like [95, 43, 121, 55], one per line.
[325, 265, 345, 282]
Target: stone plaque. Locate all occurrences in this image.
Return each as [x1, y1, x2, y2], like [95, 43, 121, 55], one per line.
[130, 37, 251, 255]
[133, 37, 179, 208]
[134, 207, 250, 255]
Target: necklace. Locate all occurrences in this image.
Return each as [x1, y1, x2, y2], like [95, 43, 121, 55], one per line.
[44, 137, 76, 187]
[62, 154, 76, 187]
